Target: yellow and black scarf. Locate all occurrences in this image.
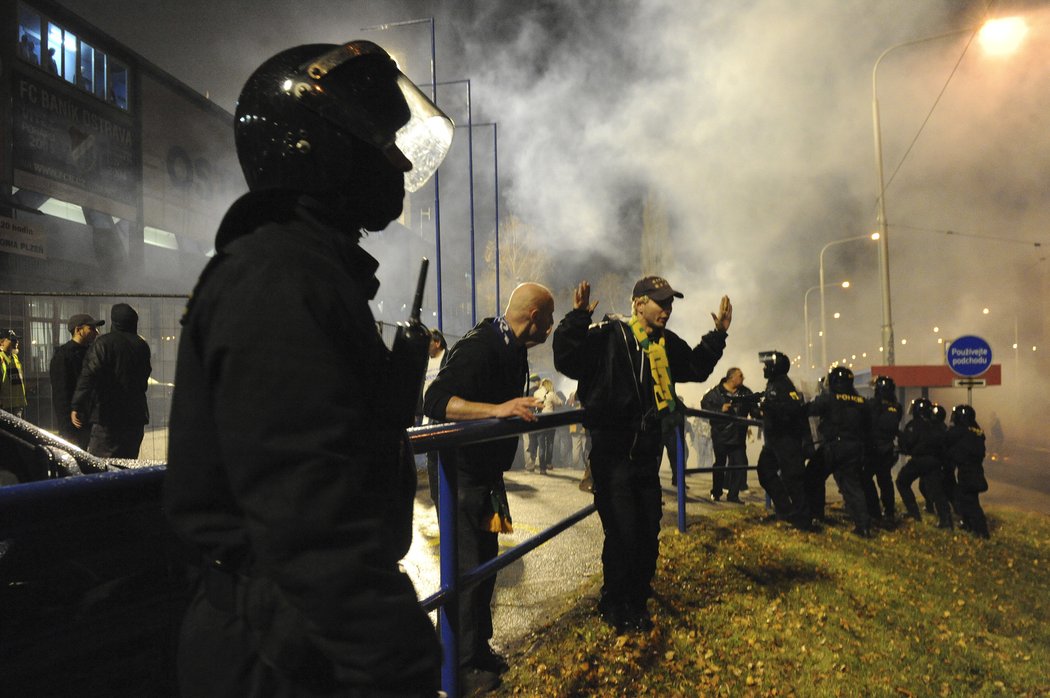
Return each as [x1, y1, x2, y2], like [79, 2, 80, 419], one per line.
[628, 315, 677, 419]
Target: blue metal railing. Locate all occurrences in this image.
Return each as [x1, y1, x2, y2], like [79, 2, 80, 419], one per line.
[406, 406, 762, 697]
[0, 405, 762, 698]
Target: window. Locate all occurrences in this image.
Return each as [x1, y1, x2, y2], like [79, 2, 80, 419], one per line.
[144, 226, 179, 250]
[79, 41, 96, 94]
[18, 3, 130, 112]
[108, 58, 129, 110]
[17, 5, 41, 66]
[46, 22, 62, 76]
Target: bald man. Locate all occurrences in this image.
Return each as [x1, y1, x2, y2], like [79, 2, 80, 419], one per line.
[422, 282, 554, 692]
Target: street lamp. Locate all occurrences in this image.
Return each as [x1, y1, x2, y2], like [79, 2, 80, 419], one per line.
[872, 17, 1027, 366]
[804, 280, 849, 369]
[819, 234, 877, 370]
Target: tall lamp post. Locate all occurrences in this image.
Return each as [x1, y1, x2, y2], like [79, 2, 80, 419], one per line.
[819, 234, 878, 370]
[804, 280, 849, 370]
[872, 17, 1027, 366]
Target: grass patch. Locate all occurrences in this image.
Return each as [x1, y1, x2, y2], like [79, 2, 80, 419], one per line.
[495, 506, 1049, 697]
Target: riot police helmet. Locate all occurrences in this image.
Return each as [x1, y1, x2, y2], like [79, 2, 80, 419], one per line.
[909, 397, 933, 419]
[932, 403, 947, 423]
[759, 350, 790, 379]
[827, 365, 854, 394]
[234, 41, 453, 220]
[951, 403, 977, 427]
[872, 375, 896, 399]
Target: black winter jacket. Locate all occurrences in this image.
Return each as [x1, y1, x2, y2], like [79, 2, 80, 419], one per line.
[761, 374, 809, 441]
[423, 318, 529, 480]
[899, 416, 945, 458]
[945, 423, 987, 492]
[49, 339, 88, 426]
[808, 390, 870, 445]
[701, 382, 758, 447]
[71, 327, 150, 427]
[553, 308, 726, 431]
[163, 191, 439, 692]
[868, 397, 902, 451]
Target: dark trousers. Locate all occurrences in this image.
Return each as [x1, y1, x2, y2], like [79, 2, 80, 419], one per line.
[804, 446, 832, 520]
[896, 456, 951, 526]
[863, 444, 897, 518]
[955, 488, 989, 536]
[590, 428, 663, 610]
[825, 440, 870, 529]
[758, 436, 807, 522]
[711, 442, 747, 498]
[58, 423, 91, 451]
[178, 580, 428, 698]
[536, 430, 555, 469]
[87, 423, 144, 459]
[457, 475, 500, 666]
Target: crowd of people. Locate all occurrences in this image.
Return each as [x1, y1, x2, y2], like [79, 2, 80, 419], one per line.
[0, 303, 152, 462]
[748, 353, 991, 541]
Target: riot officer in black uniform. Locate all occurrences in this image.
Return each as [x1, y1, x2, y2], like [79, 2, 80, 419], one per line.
[945, 404, 990, 538]
[756, 351, 813, 529]
[931, 403, 956, 515]
[807, 366, 873, 537]
[164, 41, 453, 697]
[865, 375, 902, 525]
[897, 398, 952, 528]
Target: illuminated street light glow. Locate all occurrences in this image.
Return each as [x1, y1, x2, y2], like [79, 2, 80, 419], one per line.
[901, 338, 907, 345]
[979, 17, 1028, 56]
[833, 312, 841, 319]
[870, 232, 880, 240]
[841, 281, 850, 288]
[983, 308, 990, 314]
[933, 326, 939, 333]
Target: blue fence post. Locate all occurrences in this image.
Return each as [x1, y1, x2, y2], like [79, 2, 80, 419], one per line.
[676, 422, 687, 533]
[437, 451, 459, 698]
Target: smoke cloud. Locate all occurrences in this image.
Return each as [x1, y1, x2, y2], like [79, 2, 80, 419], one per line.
[61, 0, 1049, 444]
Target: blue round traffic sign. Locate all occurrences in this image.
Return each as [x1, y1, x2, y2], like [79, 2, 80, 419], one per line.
[947, 335, 992, 377]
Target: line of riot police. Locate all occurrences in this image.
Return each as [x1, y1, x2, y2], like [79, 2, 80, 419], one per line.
[743, 351, 990, 539]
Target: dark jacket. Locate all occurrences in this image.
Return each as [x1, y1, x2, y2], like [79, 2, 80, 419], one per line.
[553, 308, 726, 431]
[761, 374, 809, 441]
[808, 389, 870, 445]
[899, 416, 945, 458]
[868, 397, 902, 452]
[422, 318, 529, 480]
[945, 422, 987, 492]
[71, 325, 151, 428]
[701, 382, 758, 447]
[163, 191, 439, 692]
[49, 339, 89, 427]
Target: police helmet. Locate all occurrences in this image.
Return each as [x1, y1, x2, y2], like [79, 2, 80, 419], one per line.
[235, 42, 453, 197]
[759, 350, 790, 379]
[951, 404, 977, 427]
[827, 366, 854, 394]
[909, 397, 933, 419]
[931, 403, 947, 423]
[872, 375, 896, 399]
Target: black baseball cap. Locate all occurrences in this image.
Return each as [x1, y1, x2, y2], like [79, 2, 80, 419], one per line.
[632, 275, 684, 302]
[68, 314, 105, 334]
[2, 329, 18, 341]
